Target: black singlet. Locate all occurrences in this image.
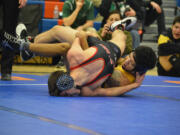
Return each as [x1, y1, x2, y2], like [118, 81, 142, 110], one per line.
[70, 36, 121, 87]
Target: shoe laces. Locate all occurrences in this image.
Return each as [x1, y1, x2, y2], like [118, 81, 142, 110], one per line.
[4, 31, 23, 45]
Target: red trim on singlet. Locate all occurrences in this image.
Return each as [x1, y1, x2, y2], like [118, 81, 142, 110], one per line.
[69, 46, 108, 87]
[70, 58, 106, 86]
[84, 58, 105, 85]
[70, 46, 97, 70]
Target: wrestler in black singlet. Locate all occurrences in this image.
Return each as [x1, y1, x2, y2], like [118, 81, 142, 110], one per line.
[70, 36, 121, 87]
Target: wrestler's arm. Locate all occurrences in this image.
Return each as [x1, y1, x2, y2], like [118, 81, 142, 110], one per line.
[81, 73, 145, 96]
[75, 30, 102, 50]
[75, 31, 89, 50]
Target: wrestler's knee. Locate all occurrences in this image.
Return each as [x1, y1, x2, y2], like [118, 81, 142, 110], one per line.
[34, 25, 62, 43]
[34, 34, 41, 43]
[52, 25, 63, 32]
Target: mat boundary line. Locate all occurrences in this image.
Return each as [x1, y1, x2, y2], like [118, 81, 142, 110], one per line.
[0, 105, 104, 135]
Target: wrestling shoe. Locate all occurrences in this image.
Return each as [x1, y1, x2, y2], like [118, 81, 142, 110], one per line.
[16, 23, 28, 40]
[110, 17, 137, 31]
[20, 48, 35, 61]
[0, 30, 24, 51]
[16, 23, 35, 61]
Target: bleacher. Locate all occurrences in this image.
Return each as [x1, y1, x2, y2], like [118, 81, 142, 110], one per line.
[24, 0, 101, 65]
[140, 0, 176, 54]
[27, 0, 101, 33]
[0, 0, 101, 65]
[1, 0, 177, 65]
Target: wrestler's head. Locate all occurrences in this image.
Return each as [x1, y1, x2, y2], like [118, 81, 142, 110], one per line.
[48, 71, 80, 96]
[122, 46, 157, 74]
[104, 46, 157, 87]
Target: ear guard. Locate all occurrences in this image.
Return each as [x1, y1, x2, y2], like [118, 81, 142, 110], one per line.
[56, 73, 75, 91]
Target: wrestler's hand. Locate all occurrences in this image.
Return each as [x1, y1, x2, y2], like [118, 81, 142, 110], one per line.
[134, 72, 146, 88]
[60, 88, 80, 97]
[76, 30, 87, 39]
[86, 31, 102, 40]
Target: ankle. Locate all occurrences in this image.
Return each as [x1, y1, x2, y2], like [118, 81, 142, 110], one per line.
[20, 41, 30, 51]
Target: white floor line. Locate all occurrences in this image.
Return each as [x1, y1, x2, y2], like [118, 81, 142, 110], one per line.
[0, 84, 47, 86]
[141, 85, 180, 87]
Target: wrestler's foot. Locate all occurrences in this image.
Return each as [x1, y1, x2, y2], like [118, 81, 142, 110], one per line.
[16, 23, 35, 61]
[20, 48, 35, 61]
[16, 23, 34, 42]
[16, 23, 28, 40]
[110, 17, 137, 31]
[0, 30, 24, 51]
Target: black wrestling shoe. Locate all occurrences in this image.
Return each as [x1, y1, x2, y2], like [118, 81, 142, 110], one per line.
[110, 17, 137, 31]
[16, 23, 35, 61]
[20, 49, 35, 61]
[0, 30, 24, 51]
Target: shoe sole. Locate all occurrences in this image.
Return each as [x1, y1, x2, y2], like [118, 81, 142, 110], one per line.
[110, 17, 137, 31]
[16, 23, 27, 38]
[122, 17, 137, 30]
[20, 50, 35, 62]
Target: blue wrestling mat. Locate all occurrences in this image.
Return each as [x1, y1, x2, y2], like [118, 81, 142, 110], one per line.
[0, 73, 180, 135]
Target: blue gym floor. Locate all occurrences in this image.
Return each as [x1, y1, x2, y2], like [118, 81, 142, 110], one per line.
[0, 73, 180, 135]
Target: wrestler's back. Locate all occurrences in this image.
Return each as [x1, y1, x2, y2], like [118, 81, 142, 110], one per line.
[67, 47, 109, 89]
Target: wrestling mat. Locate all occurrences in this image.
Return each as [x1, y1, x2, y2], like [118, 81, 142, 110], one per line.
[0, 73, 180, 135]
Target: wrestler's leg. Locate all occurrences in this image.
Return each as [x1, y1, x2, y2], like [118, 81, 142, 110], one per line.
[0, 30, 70, 57]
[109, 29, 126, 56]
[29, 42, 71, 56]
[34, 26, 77, 44]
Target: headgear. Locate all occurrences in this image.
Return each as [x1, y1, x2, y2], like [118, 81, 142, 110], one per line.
[56, 73, 75, 91]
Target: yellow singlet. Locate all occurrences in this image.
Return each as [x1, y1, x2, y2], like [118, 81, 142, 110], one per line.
[115, 65, 135, 83]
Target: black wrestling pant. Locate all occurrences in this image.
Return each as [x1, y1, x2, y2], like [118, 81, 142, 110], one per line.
[0, 0, 19, 74]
